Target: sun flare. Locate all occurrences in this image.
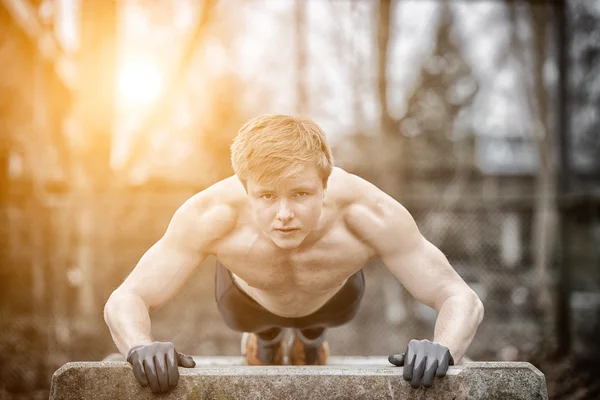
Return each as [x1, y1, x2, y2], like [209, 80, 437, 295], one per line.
[118, 59, 163, 107]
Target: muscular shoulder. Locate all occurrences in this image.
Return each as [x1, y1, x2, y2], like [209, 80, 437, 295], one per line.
[326, 167, 388, 214]
[326, 167, 380, 206]
[165, 176, 245, 249]
[187, 175, 247, 211]
[329, 168, 419, 251]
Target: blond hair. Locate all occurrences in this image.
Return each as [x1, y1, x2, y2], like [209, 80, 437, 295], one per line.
[231, 114, 334, 188]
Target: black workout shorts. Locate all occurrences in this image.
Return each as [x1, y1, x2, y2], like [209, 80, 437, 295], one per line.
[214, 260, 365, 333]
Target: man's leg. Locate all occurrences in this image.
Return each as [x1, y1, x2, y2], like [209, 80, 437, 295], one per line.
[298, 327, 325, 340]
[290, 327, 328, 365]
[256, 327, 283, 341]
[241, 328, 288, 365]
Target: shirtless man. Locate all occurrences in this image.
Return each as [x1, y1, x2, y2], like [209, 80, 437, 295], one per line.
[104, 114, 484, 394]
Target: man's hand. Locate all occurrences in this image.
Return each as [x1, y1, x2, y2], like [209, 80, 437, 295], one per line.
[388, 339, 454, 388]
[127, 341, 196, 393]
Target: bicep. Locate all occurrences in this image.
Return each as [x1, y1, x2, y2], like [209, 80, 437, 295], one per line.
[120, 236, 205, 311]
[118, 202, 235, 311]
[348, 191, 469, 311]
[381, 236, 467, 311]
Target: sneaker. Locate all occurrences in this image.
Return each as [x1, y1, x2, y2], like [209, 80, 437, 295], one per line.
[241, 331, 286, 365]
[289, 329, 329, 365]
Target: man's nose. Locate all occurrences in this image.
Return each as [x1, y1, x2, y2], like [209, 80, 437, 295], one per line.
[276, 200, 294, 221]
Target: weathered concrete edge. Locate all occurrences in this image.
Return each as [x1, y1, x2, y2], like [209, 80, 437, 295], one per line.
[464, 361, 546, 380]
[462, 362, 548, 400]
[51, 361, 548, 400]
[52, 361, 539, 378]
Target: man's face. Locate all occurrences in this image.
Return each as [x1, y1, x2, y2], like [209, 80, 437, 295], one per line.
[246, 165, 325, 250]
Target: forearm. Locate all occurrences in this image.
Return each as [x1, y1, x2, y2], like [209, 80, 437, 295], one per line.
[433, 293, 484, 363]
[104, 290, 154, 356]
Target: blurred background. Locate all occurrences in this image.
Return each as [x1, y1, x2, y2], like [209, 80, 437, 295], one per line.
[0, 0, 599, 398]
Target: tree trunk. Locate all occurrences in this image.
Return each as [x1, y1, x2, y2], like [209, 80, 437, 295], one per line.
[50, 202, 72, 358]
[75, 192, 96, 319]
[121, 0, 216, 173]
[351, 2, 365, 132]
[74, 0, 118, 325]
[377, 0, 393, 139]
[530, 2, 556, 320]
[507, 1, 556, 321]
[376, 0, 423, 337]
[553, 0, 572, 356]
[295, 0, 307, 114]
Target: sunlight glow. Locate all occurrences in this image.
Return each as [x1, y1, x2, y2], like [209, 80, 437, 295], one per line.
[118, 59, 163, 106]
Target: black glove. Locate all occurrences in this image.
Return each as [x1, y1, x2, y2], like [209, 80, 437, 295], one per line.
[388, 339, 454, 389]
[127, 341, 196, 393]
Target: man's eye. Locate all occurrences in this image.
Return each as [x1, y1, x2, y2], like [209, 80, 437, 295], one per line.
[262, 194, 275, 200]
[295, 192, 308, 197]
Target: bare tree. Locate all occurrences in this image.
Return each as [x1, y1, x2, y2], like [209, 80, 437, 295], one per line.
[376, 0, 426, 336]
[73, 0, 118, 325]
[350, 2, 366, 133]
[0, 0, 75, 384]
[295, 0, 307, 115]
[122, 0, 217, 174]
[530, 2, 556, 321]
[377, 0, 394, 140]
[508, 0, 556, 320]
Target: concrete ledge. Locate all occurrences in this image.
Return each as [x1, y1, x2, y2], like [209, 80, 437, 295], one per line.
[50, 357, 548, 400]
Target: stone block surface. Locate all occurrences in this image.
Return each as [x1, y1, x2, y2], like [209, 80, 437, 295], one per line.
[50, 357, 548, 400]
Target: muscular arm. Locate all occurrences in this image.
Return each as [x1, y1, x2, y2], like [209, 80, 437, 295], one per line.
[104, 195, 236, 356]
[345, 177, 484, 362]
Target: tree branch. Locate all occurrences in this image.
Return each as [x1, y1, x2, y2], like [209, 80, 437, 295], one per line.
[122, 0, 218, 175]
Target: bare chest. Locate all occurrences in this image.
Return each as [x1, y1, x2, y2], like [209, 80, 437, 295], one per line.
[213, 226, 374, 294]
